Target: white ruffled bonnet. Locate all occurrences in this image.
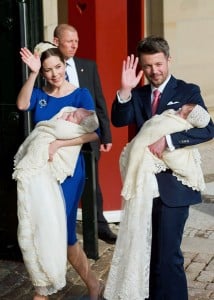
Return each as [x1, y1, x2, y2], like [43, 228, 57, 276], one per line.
[80, 111, 99, 132]
[187, 104, 210, 128]
[34, 42, 57, 57]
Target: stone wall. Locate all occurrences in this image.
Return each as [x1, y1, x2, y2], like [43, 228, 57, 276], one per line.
[42, 0, 58, 42]
[163, 0, 214, 117]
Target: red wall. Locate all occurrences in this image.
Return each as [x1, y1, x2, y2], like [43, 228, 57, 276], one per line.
[68, 0, 144, 212]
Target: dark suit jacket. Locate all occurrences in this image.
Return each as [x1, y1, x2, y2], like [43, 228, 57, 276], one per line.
[111, 75, 214, 207]
[73, 57, 112, 159]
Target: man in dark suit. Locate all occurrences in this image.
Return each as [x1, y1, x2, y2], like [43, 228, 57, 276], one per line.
[53, 24, 116, 244]
[111, 36, 214, 299]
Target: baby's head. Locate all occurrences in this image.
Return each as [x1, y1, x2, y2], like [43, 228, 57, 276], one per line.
[178, 104, 195, 119]
[75, 108, 94, 124]
[78, 108, 99, 132]
[59, 107, 99, 131]
[178, 104, 210, 128]
[61, 108, 93, 124]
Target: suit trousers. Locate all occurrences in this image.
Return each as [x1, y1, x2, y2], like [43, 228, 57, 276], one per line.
[148, 197, 189, 300]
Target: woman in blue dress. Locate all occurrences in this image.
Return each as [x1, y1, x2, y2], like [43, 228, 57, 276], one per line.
[16, 44, 104, 300]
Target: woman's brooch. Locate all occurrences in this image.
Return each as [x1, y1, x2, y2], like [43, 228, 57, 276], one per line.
[39, 99, 47, 108]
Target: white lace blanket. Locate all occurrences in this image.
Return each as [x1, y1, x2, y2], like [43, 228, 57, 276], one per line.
[104, 110, 205, 300]
[121, 110, 205, 201]
[13, 107, 99, 183]
[13, 107, 98, 296]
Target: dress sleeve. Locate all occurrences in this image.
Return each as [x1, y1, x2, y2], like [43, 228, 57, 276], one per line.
[28, 88, 41, 111]
[77, 88, 96, 111]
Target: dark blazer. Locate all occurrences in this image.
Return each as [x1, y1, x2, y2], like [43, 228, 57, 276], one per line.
[111, 75, 214, 207]
[73, 57, 112, 159]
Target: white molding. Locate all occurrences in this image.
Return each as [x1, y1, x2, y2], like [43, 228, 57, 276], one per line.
[77, 209, 122, 223]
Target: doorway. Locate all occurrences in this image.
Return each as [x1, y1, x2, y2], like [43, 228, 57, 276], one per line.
[0, 0, 43, 260]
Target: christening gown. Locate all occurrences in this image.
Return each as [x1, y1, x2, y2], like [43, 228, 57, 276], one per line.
[104, 110, 205, 300]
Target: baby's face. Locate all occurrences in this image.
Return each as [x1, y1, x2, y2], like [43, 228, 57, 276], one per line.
[64, 108, 91, 124]
[65, 111, 78, 123]
[178, 104, 194, 119]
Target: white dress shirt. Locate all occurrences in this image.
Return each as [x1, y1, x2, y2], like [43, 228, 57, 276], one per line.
[66, 57, 80, 87]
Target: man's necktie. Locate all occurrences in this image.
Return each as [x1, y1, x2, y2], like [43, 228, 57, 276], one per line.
[65, 63, 69, 81]
[152, 89, 161, 115]
[65, 71, 69, 81]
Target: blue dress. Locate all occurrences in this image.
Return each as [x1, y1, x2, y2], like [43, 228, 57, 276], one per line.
[28, 87, 96, 245]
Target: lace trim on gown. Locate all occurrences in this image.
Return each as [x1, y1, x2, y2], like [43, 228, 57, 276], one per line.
[104, 112, 205, 300]
[17, 168, 67, 296]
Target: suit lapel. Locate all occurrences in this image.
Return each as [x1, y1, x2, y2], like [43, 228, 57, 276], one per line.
[157, 76, 178, 113]
[144, 87, 153, 117]
[137, 85, 152, 118]
[138, 79, 178, 118]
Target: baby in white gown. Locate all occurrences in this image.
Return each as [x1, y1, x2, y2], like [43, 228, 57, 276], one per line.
[13, 107, 99, 183]
[13, 107, 99, 296]
[104, 104, 210, 300]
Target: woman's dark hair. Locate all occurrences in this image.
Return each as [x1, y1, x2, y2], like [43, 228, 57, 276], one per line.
[137, 35, 170, 58]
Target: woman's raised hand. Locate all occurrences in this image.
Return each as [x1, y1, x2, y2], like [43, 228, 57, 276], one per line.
[121, 54, 143, 90]
[20, 47, 41, 73]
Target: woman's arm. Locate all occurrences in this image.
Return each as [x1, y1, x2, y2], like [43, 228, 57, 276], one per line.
[48, 132, 99, 161]
[16, 48, 41, 110]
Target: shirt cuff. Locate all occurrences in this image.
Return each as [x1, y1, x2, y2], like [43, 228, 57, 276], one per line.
[117, 90, 132, 103]
[166, 134, 175, 151]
